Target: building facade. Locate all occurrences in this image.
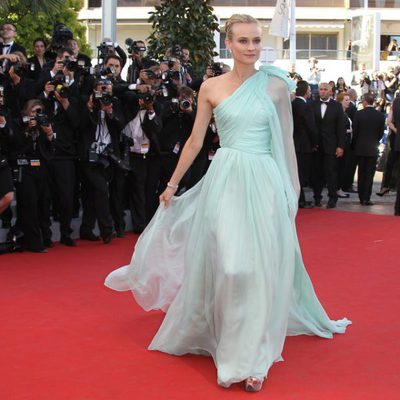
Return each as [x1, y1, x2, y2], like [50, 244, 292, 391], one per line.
[78, 1, 400, 82]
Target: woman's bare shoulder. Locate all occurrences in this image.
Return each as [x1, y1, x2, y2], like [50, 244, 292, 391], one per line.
[199, 74, 231, 107]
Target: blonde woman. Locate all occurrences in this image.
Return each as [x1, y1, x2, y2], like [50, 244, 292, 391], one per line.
[105, 15, 351, 392]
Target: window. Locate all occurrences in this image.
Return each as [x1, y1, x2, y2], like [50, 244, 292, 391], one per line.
[284, 33, 338, 59]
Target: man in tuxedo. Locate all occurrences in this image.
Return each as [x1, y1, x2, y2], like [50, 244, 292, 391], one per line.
[312, 82, 346, 208]
[292, 80, 318, 208]
[352, 94, 385, 206]
[0, 23, 26, 57]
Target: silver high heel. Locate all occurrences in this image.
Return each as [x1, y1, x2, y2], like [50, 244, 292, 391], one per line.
[244, 377, 263, 392]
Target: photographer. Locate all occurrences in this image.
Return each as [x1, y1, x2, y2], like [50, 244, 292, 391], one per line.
[151, 86, 196, 208]
[38, 48, 80, 100]
[96, 38, 127, 69]
[3, 100, 54, 252]
[0, 23, 26, 72]
[125, 39, 156, 84]
[39, 76, 80, 246]
[78, 79, 125, 244]
[191, 62, 225, 92]
[121, 84, 162, 232]
[0, 113, 13, 215]
[68, 38, 92, 68]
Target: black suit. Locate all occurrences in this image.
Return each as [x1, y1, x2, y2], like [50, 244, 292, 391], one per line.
[312, 98, 346, 203]
[78, 99, 125, 239]
[352, 106, 385, 203]
[122, 93, 163, 231]
[292, 97, 318, 204]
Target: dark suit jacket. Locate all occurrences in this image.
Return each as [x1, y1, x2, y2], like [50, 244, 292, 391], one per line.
[392, 97, 400, 152]
[291, 97, 318, 153]
[78, 97, 125, 161]
[347, 101, 357, 122]
[312, 98, 346, 155]
[352, 106, 385, 157]
[8, 42, 26, 56]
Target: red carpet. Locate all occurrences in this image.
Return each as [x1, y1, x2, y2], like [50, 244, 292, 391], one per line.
[1, 209, 399, 399]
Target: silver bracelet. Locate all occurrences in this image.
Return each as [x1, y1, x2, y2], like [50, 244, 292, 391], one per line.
[167, 182, 179, 190]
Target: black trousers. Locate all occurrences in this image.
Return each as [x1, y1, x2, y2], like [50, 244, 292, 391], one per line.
[312, 150, 339, 201]
[15, 166, 51, 251]
[109, 168, 127, 234]
[296, 151, 312, 203]
[80, 163, 114, 238]
[146, 155, 167, 222]
[357, 156, 377, 202]
[395, 180, 400, 214]
[382, 150, 400, 188]
[127, 154, 148, 233]
[47, 159, 75, 237]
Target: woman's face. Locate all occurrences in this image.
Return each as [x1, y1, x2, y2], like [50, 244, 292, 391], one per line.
[225, 22, 262, 65]
[341, 95, 350, 110]
[338, 78, 344, 85]
[34, 41, 45, 57]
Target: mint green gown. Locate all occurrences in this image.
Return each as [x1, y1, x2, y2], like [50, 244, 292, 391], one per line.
[105, 65, 351, 387]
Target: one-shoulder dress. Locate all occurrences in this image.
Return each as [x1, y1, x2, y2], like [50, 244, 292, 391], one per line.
[105, 65, 351, 387]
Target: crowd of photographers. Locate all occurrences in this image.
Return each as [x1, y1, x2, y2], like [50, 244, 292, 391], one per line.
[0, 23, 223, 253]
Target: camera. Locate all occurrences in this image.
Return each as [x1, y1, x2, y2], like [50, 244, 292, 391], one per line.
[35, 112, 50, 127]
[89, 143, 131, 172]
[93, 89, 113, 106]
[97, 41, 115, 61]
[11, 62, 35, 77]
[180, 99, 191, 110]
[171, 44, 183, 59]
[210, 62, 223, 77]
[162, 69, 181, 83]
[51, 24, 73, 51]
[49, 75, 69, 98]
[125, 38, 146, 55]
[137, 91, 154, 105]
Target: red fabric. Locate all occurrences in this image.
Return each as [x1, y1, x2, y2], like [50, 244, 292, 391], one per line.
[1, 209, 399, 399]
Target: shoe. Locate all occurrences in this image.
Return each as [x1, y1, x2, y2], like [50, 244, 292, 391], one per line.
[314, 199, 322, 207]
[326, 199, 337, 209]
[336, 189, 350, 198]
[376, 188, 390, 197]
[362, 200, 374, 206]
[60, 236, 76, 247]
[102, 231, 116, 244]
[343, 187, 357, 193]
[244, 377, 263, 392]
[43, 239, 54, 248]
[29, 247, 48, 253]
[299, 201, 314, 209]
[116, 229, 125, 238]
[80, 232, 100, 241]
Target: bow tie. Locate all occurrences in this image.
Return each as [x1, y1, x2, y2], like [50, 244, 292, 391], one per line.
[320, 99, 330, 104]
[2, 44, 11, 48]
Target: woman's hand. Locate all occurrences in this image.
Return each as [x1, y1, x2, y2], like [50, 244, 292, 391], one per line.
[159, 186, 177, 208]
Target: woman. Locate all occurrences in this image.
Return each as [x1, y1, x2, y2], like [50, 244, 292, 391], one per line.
[335, 77, 348, 95]
[105, 15, 351, 392]
[28, 38, 51, 80]
[336, 92, 352, 199]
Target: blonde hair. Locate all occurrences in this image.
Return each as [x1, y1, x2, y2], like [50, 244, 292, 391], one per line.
[225, 14, 261, 41]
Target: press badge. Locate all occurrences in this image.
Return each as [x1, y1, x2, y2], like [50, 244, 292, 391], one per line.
[30, 159, 41, 167]
[173, 142, 180, 154]
[140, 143, 149, 154]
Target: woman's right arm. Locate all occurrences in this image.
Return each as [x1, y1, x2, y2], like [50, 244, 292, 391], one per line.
[160, 79, 214, 207]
